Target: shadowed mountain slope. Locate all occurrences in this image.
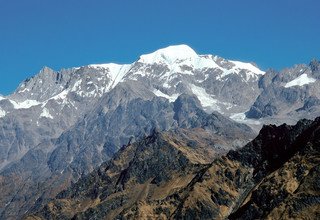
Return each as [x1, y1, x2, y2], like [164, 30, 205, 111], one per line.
[27, 117, 320, 219]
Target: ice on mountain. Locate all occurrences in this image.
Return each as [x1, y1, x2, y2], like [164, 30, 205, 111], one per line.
[0, 108, 6, 118]
[189, 84, 221, 112]
[139, 45, 198, 64]
[153, 89, 180, 102]
[40, 108, 54, 119]
[230, 112, 261, 125]
[284, 73, 316, 88]
[10, 99, 41, 109]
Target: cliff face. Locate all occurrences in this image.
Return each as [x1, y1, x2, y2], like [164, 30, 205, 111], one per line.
[228, 118, 320, 219]
[27, 117, 320, 219]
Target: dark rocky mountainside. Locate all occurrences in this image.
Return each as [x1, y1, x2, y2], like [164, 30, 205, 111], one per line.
[27, 117, 320, 219]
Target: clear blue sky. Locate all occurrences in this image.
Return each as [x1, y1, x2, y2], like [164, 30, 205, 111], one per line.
[0, 0, 319, 95]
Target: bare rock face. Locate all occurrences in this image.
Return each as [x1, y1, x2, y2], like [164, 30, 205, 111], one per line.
[228, 117, 320, 219]
[0, 89, 254, 219]
[247, 60, 320, 122]
[26, 117, 320, 220]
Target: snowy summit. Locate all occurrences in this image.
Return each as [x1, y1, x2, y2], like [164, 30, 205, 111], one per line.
[138, 44, 198, 64]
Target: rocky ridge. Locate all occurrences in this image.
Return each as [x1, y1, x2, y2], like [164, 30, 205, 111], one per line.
[0, 92, 254, 219]
[27, 117, 320, 219]
[247, 59, 320, 123]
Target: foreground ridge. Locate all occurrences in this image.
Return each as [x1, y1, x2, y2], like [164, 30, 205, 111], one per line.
[27, 117, 320, 219]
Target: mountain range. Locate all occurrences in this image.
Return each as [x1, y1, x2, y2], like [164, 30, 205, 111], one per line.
[27, 116, 320, 219]
[0, 45, 319, 219]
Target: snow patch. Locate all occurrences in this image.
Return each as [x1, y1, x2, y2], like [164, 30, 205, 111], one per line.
[40, 108, 53, 119]
[18, 87, 30, 93]
[71, 79, 83, 92]
[230, 112, 261, 125]
[195, 56, 221, 70]
[153, 90, 180, 102]
[88, 63, 132, 91]
[284, 73, 316, 88]
[51, 90, 68, 101]
[218, 61, 265, 81]
[10, 99, 41, 109]
[107, 64, 132, 89]
[89, 63, 114, 69]
[230, 61, 265, 75]
[189, 84, 220, 112]
[0, 108, 6, 118]
[41, 90, 69, 106]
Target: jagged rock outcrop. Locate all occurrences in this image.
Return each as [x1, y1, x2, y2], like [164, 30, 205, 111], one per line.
[247, 60, 320, 121]
[27, 117, 320, 219]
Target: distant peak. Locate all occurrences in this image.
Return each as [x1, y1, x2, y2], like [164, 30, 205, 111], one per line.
[138, 44, 198, 64]
[310, 58, 319, 72]
[39, 66, 55, 74]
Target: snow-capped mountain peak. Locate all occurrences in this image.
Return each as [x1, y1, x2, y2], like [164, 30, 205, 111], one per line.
[1, 44, 267, 124]
[138, 44, 198, 64]
[136, 45, 264, 80]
